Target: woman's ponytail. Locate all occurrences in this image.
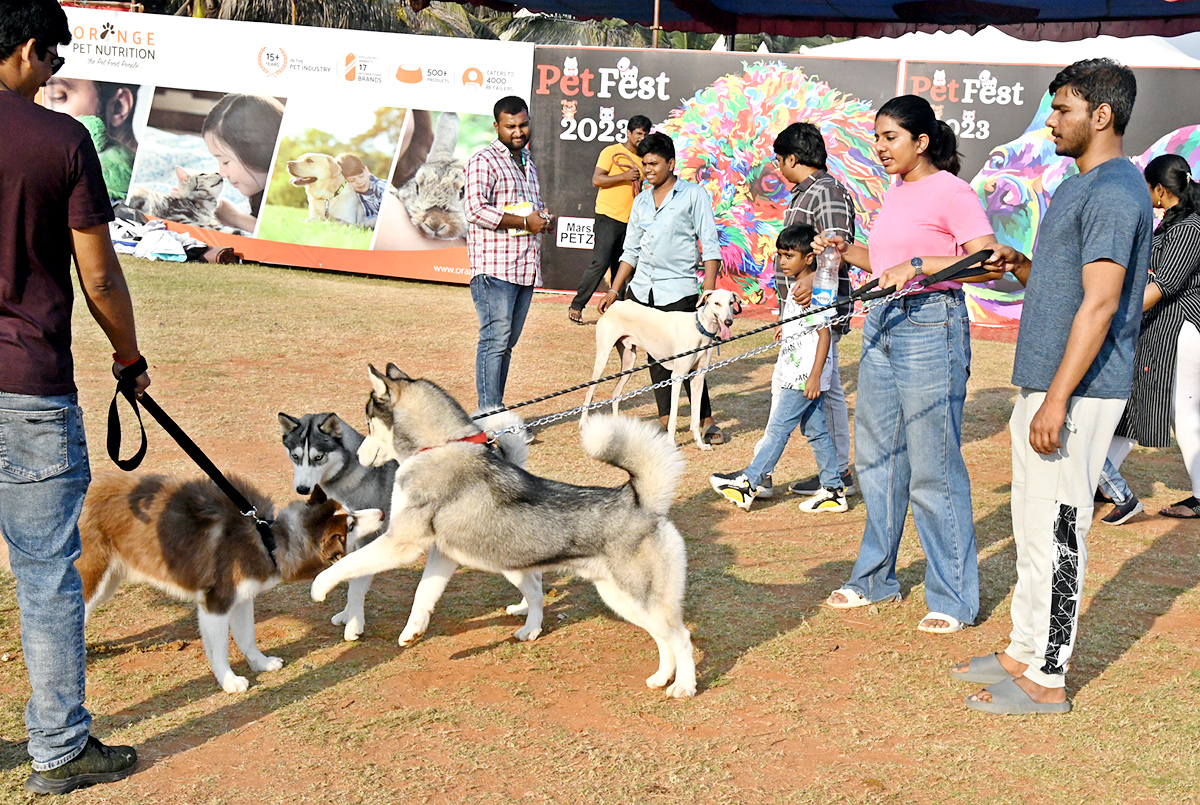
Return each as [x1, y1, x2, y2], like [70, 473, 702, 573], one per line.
[928, 120, 962, 177]
[1145, 154, 1200, 232]
[876, 94, 962, 176]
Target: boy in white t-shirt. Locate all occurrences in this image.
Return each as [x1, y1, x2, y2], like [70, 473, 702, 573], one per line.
[710, 224, 847, 513]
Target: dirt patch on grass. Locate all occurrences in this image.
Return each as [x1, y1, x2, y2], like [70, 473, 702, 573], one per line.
[1, 259, 1198, 803]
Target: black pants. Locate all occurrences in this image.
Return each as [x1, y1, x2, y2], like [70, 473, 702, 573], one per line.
[570, 214, 627, 311]
[630, 290, 713, 421]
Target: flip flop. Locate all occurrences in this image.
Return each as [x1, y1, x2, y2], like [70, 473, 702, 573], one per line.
[950, 653, 1010, 684]
[568, 308, 584, 325]
[918, 611, 965, 634]
[965, 677, 1071, 714]
[825, 587, 900, 609]
[703, 425, 726, 445]
[1160, 496, 1200, 518]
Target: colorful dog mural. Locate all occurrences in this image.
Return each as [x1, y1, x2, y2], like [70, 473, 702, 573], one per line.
[657, 61, 886, 305]
[969, 91, 1200, 326]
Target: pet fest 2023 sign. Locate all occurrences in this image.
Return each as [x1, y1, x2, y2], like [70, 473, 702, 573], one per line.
[531, 46, 900, 304]
[56, 6, 534, 284]
[905, 62, 1200, 325]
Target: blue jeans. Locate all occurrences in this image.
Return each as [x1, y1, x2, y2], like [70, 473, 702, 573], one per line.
[470, 274, 534, 412]
[0, 393, 92, 771]
[745, 388, 840, 491]
[844, 290, 979, 625]
[1098, 457, 1134, 504]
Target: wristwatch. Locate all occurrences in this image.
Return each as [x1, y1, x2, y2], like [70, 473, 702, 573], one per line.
[910, 257, 924, 275]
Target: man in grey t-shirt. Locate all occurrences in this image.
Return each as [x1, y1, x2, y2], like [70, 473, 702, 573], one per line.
[958, 59, 1152, 715]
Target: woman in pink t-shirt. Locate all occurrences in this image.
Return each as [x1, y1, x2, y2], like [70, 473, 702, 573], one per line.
[818, 95, 1001, 634]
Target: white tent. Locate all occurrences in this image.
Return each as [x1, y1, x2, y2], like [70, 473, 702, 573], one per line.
[802, 26, 1200, 69]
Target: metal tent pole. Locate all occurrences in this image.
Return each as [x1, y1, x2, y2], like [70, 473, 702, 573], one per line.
[652, 0, 660, 47]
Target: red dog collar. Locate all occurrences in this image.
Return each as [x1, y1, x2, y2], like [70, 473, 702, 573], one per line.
[416, 431, 490, 453]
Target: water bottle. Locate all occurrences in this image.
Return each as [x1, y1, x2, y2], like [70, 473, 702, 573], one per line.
[812, 229, 840, 314]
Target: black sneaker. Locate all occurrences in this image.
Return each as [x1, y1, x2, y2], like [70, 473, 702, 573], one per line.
[25, 736, 137, 795]
[710, 471, 756, 511]
[756, 474, 774, 500]
[791, 470, 857, 497]
[1095, 487, 1112, 504]
[1100, 496, 1144, 525]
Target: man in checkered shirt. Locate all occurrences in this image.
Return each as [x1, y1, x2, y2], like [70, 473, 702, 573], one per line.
[464, 95, 554, 413]
[771, 122, 859, 497]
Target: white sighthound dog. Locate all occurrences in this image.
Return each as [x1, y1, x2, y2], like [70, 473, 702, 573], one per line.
[286, 153, 366, 225]
[581, 289, 742, 450]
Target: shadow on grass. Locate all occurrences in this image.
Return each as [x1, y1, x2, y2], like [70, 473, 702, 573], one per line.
[1071, 523, 1200, 693]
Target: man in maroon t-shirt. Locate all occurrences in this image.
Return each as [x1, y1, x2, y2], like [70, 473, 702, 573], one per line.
[1, 0, 148, 794]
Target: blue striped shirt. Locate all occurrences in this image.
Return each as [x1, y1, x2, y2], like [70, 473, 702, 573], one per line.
[621, 178, 721, 306]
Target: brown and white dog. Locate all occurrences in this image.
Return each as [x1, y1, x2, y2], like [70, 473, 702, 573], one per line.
[285, 152, 367, 225]
[75, 474, 381, 693]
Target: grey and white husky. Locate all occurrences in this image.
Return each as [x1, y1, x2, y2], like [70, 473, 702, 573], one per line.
[310, 364, 698, 698]
[280, 410, 542, 644]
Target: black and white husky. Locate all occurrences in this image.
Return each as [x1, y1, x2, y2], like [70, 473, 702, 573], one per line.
[280, 411, 542, 644]
[310, 364, 697, 698]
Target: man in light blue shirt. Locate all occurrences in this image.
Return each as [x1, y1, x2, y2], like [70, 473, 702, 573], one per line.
[599, 132, 726, 443]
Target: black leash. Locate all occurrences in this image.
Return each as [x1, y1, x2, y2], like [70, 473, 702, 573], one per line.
[107, 357, 278, 563]
[472, 249, 994, 420]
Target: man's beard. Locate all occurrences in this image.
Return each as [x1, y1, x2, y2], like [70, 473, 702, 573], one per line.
[1054, 122, 1092, 159]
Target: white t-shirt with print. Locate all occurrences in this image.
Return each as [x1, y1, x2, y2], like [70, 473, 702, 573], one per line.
[772, 276, 833, 392]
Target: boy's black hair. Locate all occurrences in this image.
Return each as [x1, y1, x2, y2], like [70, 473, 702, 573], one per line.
[0, 0, 70, 62]
[493, 95, 529, 121]
[1048, 58, 1137, 136]
[776, 224, 818, 255]
[627, 114, 652, 133]
[637, 131, 675, 161]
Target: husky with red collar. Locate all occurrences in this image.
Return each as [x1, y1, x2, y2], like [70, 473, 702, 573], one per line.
[311, 364, 697, 698]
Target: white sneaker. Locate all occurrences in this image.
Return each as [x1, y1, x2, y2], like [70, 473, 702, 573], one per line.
[799, 486, 848, 513]
[710, 471, 756, 511]
[756, 474, 774, 499]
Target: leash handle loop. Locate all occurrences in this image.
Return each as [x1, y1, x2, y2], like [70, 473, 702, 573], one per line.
[106, 355, 149, 471]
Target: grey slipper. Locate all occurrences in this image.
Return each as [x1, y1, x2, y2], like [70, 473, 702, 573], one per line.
[949, 653, 1010, 684]
[964, 678, 1072, 715]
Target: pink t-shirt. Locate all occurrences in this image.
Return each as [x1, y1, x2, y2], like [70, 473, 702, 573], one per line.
[867, 170, 993, 291]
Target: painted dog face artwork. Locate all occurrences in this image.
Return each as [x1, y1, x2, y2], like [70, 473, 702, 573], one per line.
[968, 91, 1200, 325]
[656, 61, 886, 305]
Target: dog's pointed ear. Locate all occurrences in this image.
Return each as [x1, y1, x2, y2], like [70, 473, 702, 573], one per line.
[317, 413, 341, 438]
[368, 364, 389, 397]
[697, 290, 714, 309]
[385, 363, 410, 381]
[279, 413, 301, 437]
[307, 484, 328, 505]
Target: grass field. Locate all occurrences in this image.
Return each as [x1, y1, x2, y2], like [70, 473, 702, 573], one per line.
[255, 204, 374, 250]
[1, 257, 1198, 803]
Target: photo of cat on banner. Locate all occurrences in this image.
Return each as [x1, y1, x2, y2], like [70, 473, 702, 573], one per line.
[125, 88, 286, 237]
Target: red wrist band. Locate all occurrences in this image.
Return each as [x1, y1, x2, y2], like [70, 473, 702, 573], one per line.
[113, 352, 141, 367]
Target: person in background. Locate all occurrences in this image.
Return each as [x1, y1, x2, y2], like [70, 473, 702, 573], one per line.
[42, 77, 138, 200]
[957, 59, 1152, 714]
[568, 114, 651, 324]
[817, 95, 1001, 635]
[1, 0, 150, 792]
[464, 95, 552, 416]
[201, 93, 284, 233]
[599, 131, 726, 444]
[768, 121, 858, 501]
[1095, 153, 1200, 523]
[710, 224, 847, 513]
[338, 153, 387, 229]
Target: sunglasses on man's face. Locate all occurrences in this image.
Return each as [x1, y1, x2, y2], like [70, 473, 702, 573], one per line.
[35, 45, 65, 74]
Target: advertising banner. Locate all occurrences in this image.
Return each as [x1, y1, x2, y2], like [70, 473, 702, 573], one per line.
[50, 8, 535, 283]
[530, 46, 901, 307]
[903, 61, 1200, 325]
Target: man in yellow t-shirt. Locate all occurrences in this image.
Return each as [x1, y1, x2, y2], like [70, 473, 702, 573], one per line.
[568, 114, 651, 323]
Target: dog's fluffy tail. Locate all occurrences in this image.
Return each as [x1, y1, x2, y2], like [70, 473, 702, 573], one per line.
[580, 415, 684, 517]
[475, 410, 529, 469]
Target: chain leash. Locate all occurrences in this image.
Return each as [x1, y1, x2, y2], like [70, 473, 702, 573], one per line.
[484, 283, 922, 441]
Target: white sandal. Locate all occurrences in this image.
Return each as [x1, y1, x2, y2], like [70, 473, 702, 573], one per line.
[918, 611, 965, 633]
[826, 588, 900, 609]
